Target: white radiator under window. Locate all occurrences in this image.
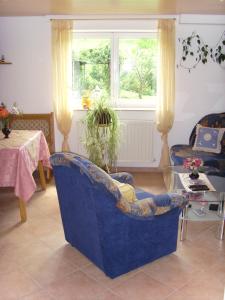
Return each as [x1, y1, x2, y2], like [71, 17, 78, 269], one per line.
[117, 120, 154, 167]
[74, 120, 155, 167]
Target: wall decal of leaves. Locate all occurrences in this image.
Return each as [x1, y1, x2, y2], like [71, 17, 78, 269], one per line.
[178, 31, 225, 72]
[212, 31, 225, 68]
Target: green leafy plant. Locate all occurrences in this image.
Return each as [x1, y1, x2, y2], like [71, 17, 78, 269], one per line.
[83, 97, 120, 172]
[178, 31, 225, 72]
[211, 31, 225, 66]
[178, 32, 210, 72]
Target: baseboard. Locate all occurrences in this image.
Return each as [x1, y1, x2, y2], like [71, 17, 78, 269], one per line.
[111, 167, 161, 173]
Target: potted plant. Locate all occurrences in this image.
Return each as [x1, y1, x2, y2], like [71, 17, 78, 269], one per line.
[83, 97, 120, 172]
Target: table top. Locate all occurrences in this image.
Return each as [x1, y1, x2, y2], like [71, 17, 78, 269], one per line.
[0, 130, 51, 201]
[164, 165, 225, 197]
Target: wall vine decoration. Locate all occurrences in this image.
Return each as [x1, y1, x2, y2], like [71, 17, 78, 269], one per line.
[178, 31, 225, 72]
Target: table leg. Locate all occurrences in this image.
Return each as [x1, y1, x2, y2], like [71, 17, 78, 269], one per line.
[180, 206, 188, 241]
[38, 160, 46, 190]
[18, 198, 27, 222]
[217, 196, 224, 240]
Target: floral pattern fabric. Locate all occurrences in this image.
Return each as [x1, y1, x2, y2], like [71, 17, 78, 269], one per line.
[0, 130, 51, 201]
[51, 152, 188, 218]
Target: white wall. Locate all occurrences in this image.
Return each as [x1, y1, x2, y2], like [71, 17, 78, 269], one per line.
[0, 15, 224, 167]
[173, 16, 225, 147]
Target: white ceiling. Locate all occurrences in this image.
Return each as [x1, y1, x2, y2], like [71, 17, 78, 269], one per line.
[0, 0, 224, 16]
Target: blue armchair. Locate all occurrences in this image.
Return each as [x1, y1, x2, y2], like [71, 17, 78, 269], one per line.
[170, 112, 225, 175]
[50, 152, 186, 278]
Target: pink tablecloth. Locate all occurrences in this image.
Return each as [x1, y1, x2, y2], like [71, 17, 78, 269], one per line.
[0, 130, 51, 201]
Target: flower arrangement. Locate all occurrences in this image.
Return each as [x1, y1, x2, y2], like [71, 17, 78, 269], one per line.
[0, 102, 21, 129]
[183, 157, 203, 179]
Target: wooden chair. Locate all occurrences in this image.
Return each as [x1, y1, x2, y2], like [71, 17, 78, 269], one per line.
[10, 112, 55, 154]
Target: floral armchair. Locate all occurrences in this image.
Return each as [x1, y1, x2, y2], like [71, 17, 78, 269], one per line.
[170, 112, 225, 176]
[50, 152, 187, 278]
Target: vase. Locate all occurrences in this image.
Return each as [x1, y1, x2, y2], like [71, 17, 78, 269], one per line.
[2, 126, 11, 138]
[189, 171, 199, 180]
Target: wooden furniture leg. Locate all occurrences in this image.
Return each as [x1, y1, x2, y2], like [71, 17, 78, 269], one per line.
[46, 168, 51, 182]
[18, 198, 27, 222]
[38, 160, 46, 190]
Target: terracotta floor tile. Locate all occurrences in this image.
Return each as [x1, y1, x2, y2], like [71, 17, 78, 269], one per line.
[0, 246, 18, 275]
[21, 251, 78, 287]
[39, 230, 67, 250]
[111, 271, 174, 300]
[0, 268, 40, 300]
[166, 272, 225, 300]
[175, 239, 224, 271]
[142, 253, 200, 290]
[24, 215, 62, 238]
[97, 290, 123, 300]
[21, 289, 54, 300]
[46, 270, 107, 300]
[55, 244, 92, 268]
[2, 239, 53, 268]
[82, 263, 140, 289]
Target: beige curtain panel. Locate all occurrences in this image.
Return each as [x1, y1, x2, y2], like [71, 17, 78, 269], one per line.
[51, 20, 73, 152]
[156, 19, 175, 169]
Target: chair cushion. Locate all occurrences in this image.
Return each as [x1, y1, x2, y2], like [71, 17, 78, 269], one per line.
[192, 125, 225, 154]
[113, 180, 136, 203]
[110, 172, 134, 186]
[116, 189, 187, 218]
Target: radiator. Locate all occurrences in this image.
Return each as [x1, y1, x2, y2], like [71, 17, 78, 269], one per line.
[73, 120, 155, 167]
[117, 120, 154, 167]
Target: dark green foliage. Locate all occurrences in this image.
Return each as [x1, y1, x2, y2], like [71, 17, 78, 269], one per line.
[179, 30, 225, 71]
[83, 98, 120, 170]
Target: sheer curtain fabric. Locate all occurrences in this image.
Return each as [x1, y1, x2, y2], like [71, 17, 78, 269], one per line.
[156, 19, 175, 168]
[51, 20, 73, 151]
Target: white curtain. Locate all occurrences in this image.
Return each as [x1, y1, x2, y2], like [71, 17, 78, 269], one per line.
[51, 20, 73, 151]
[156, 19, 176, 169]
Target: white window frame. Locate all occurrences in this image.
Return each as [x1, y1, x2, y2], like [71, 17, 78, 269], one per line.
[72, 29, 158, 110]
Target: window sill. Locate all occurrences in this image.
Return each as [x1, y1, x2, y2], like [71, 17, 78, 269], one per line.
[74, 107, 156, 112]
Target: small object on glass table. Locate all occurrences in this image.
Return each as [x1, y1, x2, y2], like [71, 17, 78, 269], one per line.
[188, 184, 209, 191]
[209, 203, 219, 211]
[192, 208, 206, 217]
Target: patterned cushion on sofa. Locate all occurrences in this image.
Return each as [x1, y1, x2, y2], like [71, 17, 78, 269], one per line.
[193, 125, 225, 153]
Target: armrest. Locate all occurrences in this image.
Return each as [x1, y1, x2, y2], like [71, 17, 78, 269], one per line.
[110, 172, 134, 186]
[116, 193, 187, 219]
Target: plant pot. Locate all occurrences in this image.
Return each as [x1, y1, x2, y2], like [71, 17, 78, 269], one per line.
[95, 111, 112, 126]
[2, 126, 11, 138]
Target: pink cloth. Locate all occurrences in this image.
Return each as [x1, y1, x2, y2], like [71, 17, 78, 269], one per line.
[0, 130, 51, 201]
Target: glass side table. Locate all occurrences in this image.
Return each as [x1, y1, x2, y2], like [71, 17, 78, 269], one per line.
[164, 166, 225, 241]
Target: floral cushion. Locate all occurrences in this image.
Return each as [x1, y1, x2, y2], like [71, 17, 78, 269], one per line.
[113, 180, 136, 203]
[116, 193, 187, 218]
[193, 125, 225, 154]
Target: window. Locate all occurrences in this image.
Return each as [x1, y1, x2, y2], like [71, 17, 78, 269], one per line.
[72, 22, 158, 109]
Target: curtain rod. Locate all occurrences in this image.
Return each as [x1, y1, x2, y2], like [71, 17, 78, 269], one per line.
[48, 15, 177, 21]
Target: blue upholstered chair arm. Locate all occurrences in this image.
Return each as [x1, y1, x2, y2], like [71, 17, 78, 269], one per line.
[116, 190, 187, 219]
[110, 172, 134, 185]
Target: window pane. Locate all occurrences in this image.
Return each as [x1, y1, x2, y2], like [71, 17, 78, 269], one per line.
[119, 38, 158, 102]
[72, 39, 110, 101]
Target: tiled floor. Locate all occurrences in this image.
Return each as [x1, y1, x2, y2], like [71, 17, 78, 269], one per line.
[0, 172, 224, 300]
